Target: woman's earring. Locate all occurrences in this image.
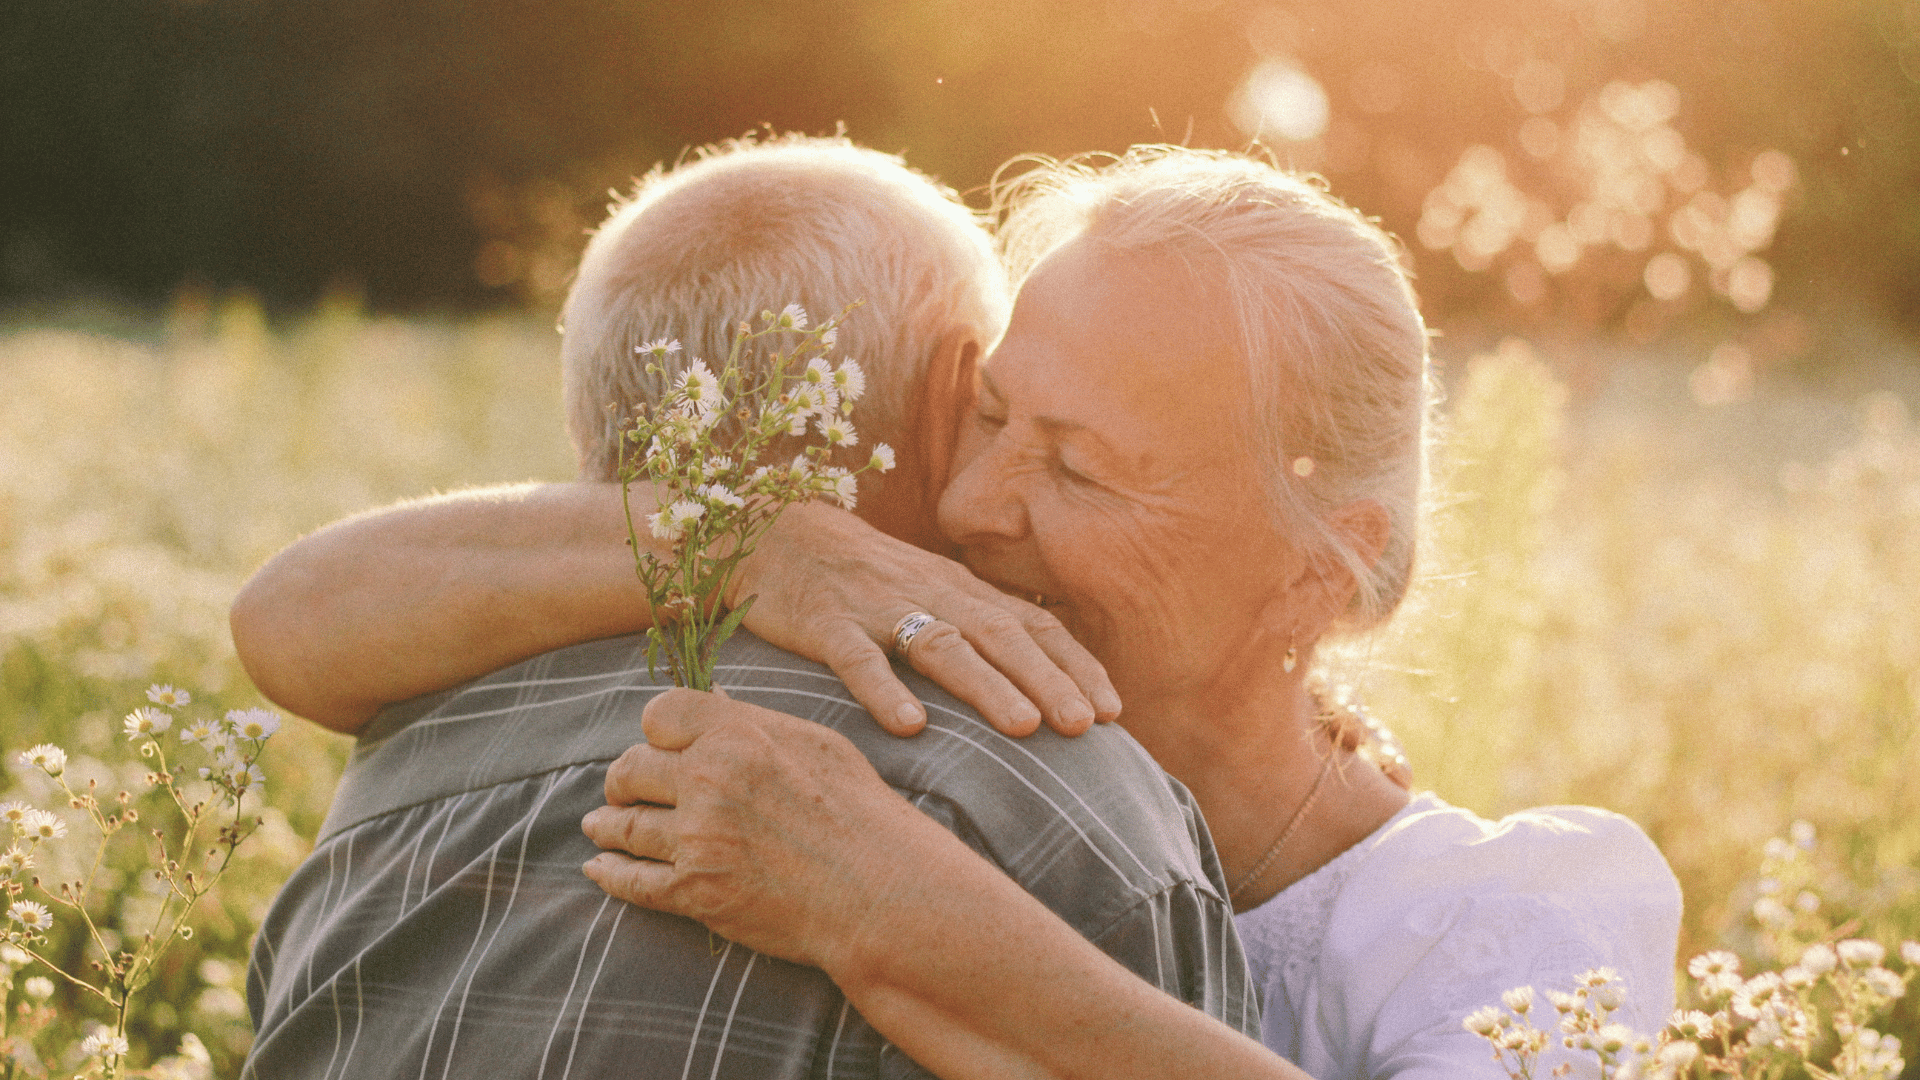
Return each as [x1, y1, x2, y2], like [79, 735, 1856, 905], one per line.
[1283, 633, 1298, 674]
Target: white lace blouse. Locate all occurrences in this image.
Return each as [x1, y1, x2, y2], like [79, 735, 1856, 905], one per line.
[1234, 793, 1683, 1080]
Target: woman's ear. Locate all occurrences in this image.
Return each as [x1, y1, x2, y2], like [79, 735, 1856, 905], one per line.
[1280, 499, 1393, 638]
[1330, 499, 1392, 572]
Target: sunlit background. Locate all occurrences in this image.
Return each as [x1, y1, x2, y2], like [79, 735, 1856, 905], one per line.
[4, 0, 1920, 1072]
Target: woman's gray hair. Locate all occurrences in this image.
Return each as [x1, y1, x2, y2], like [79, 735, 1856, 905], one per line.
[994, 146, 1432, 631]
[563, 135, 1009, 482]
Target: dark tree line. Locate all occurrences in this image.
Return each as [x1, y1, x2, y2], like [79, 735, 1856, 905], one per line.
[4, 0, 1916, 336]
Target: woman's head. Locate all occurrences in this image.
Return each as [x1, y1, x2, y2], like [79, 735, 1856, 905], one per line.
[991, 146, 1431, 633]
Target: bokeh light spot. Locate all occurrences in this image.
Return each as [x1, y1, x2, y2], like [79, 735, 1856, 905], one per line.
[1230, 60, 1331, 142]
[1644, 252, 1691, 300]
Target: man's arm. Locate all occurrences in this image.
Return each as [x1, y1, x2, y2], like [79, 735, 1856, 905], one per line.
[581, 690, 1303, 1080]
[231, 483, 1119, 737]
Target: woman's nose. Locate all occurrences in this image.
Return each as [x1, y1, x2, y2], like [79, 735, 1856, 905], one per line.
[936, 434, 1028, 545]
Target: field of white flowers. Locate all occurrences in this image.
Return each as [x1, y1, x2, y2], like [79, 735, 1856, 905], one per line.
[2, 295, 1916, 1073]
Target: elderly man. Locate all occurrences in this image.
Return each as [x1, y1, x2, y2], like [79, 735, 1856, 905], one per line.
[239, 137, 1255, 1079]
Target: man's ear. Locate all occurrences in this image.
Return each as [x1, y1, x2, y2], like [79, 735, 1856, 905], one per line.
[917, 328, 980, 490]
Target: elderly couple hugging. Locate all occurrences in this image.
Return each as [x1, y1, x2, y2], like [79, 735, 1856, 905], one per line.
[235, 135, 1681, 1080]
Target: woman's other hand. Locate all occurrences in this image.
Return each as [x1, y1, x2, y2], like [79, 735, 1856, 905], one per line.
[581, 688, 950, 972]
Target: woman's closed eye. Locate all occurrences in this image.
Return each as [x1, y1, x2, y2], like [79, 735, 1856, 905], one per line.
[1051, 454, 1097, 486]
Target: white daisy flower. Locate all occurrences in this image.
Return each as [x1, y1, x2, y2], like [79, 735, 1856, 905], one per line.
[1669, 1010, 1714, 1040]
[80, 1032, 128, 1058]
[1688, 951, 1740, 980]
[0, 944, 26, 966]
[1731, 972, 1785, 1020]
[869, 444, 896, 472]
[636, 337, 681, 358]
[647, 509, 682, 542]
[791, 382, 835, 417]
[226, 764, 268, 794]
[803, 357, 832, 385]
[0, 802, 29, 826]
[819, 416, 858, 447]
[1501, 986, 1534, 1015]
[124, 706, 173, 739]
[226, 708, 281, 740]
[8, 901, 52, 931]
[179, 719, 221, 747]
[1798, 943, 1837, 976]
[146, 684, 191, 708]
[786, 412, 809, 437]
[1839, 940, 1887, 968]
[22, 976, 53, 1000]
[1863, 966, 1904, 998]
[699, 483, 745, 510]
[676, 361, 721, 412]
[18, 744, 64, 777]
[21, 810, 65, 841]
[777, 303, 808, 330]
[832, 360, 866, 401]
[0, 844, 31, 876]
[820, 326, 838, 348]
[1461, 1005, 1503, 1036]
[826, 470, 858, 510]
[1902, 941, 1920, 966]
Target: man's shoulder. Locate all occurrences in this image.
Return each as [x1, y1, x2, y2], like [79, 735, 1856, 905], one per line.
[336, 630, 1220, 911]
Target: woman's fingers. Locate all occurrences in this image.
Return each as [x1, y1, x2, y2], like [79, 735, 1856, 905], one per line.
[930, 596, 1112, 736]
[1009, 602, 1122, 725]
[582, 803, 676, 861]
[603, 741, 678, 807]
[901, 618, 1042, 737]
[582, 850, 675, 910]
[812, 621, 929, 736]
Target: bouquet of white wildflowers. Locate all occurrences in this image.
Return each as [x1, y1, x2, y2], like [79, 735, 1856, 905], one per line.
[1, 685, 275, 1080]
[619, 304, 893, 691]
[1466, 823, 1918, 1080]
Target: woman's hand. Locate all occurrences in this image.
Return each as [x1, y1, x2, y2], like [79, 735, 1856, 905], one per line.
[734, 500, 1120, 738]
[231, 482, 1118, 737]
[580, 688, 943, 972]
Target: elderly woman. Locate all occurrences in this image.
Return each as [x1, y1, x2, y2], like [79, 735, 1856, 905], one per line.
[580, 148, 1682, 1079]
[236, 146, 1681, 1078]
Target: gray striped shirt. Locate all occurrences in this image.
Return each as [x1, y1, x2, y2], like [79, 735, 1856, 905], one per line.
[245, 631, 1257, 1079]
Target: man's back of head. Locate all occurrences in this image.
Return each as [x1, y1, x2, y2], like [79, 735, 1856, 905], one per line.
[562, 136, 1010, 527]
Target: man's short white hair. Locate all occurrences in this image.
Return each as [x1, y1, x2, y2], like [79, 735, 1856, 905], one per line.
[563, 135, 1008, 482]
[994, 146, 1432, 632]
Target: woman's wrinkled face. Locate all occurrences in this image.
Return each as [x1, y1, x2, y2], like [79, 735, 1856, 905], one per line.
[937, 236, 1305, 706]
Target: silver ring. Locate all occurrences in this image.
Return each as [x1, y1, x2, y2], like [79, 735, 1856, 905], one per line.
[891, 612, 937, 657]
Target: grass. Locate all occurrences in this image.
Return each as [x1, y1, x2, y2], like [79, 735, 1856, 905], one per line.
[2, 294, 1916, 1070]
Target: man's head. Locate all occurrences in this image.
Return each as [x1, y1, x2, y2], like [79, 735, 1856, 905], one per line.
[562, 135, 1008, 551]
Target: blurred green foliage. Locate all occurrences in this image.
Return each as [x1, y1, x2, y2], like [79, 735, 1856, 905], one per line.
[4, 0, 1916, 340]
[3, 302, 1917, 1066]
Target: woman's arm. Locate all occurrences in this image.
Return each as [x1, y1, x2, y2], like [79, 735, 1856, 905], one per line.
[580, 690, 1306, 1080]
[230, 482, 1119, 737]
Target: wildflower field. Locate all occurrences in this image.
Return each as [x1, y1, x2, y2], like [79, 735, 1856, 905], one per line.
[2, 297, 1917, 1073]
